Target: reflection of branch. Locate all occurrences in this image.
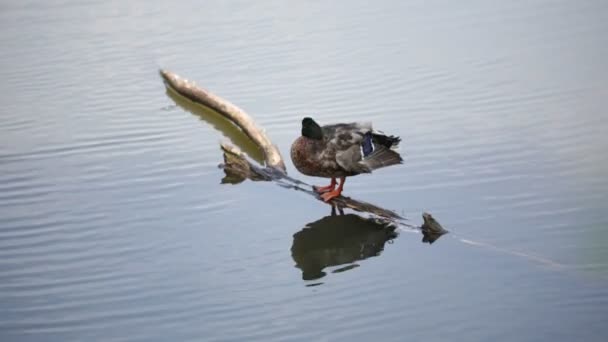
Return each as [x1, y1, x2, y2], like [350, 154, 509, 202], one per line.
[165, 87, 265, 164]
[160, 69, 285, 171]
[160, 69, 448, 241]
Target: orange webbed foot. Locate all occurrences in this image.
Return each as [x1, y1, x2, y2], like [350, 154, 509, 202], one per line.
[320, 189, 342, 202]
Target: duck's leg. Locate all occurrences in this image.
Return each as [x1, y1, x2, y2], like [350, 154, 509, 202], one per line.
[313, 177, 336, 193]
[321, 177, 345, 202]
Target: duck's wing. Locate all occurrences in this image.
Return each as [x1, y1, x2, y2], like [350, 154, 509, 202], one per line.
[335, 144, 372, 174]
[323, 122, 402, 174]
[322, 122, 371, 149]
[336, 144, 402, 174]
[320, 122, 371, 174]
[322, 122, 372, 141]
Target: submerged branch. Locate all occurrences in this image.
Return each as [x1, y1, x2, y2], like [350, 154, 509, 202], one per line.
[219, 142, 407, 222]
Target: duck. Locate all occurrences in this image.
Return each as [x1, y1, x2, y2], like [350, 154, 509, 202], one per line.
[290, 117, 403, 202]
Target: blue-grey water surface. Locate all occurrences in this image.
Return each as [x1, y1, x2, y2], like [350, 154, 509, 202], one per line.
[1, 0, 608, 341]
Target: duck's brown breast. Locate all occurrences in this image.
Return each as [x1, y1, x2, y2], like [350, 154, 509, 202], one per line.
[290, 137, 316, 176]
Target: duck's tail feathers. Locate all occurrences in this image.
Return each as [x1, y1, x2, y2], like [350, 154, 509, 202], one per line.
[362, 146, 403, 171]
[372, 131, 401, 149]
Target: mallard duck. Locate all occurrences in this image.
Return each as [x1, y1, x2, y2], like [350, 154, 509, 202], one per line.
[290, 117, 403, 202]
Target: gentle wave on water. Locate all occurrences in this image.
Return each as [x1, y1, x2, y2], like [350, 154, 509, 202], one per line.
[1, 0, 607, 341]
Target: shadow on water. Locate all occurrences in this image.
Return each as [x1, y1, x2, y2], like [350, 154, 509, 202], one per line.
[291, 213, 399, 283]
[165, 87, 266, 163]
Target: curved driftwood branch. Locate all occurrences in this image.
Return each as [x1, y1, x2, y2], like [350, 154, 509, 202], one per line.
[160, 69, 448, 242]
[160, 69, 286, 171]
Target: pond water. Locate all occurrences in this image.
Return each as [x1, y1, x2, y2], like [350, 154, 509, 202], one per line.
[1, 1, 607, 341]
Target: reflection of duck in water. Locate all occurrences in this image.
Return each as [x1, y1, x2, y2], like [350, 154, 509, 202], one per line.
[291, 214, 398, 281]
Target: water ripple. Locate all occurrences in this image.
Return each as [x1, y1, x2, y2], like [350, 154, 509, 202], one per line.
[1, 0, 608, 341]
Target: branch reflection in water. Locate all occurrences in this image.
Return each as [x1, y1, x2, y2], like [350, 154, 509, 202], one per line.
[165, 88, 266, 164]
